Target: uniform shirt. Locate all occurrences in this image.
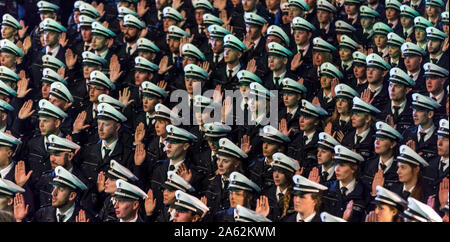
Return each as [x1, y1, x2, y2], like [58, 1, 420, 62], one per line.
[304, 131, 316, 145]
[276, 186, 287, 202]
[297, 212, 316, 222]
[379, 156, 394, 174]
[354, 128, 371, 144]
[367, 84, 383, 99]
[95, 49, 109, 59]
[46, 45, 61, 57]
[146, 112, 155, 126]
[347, 14, 358, 25]
[377, 46, 389, 58]
[120, 214, 138, 222]
[252, 36, 262, 49]
[416, 125, 436, 143]
[429, 90, 445, 105]
[322, 91, 333, 104]
[126, 42, 138, 55]
[391, 99, 407, 116]
[213, 53, 224, 64]
[297, 43, 310, 57]
[430, 52, 444, 64]
[407, 70, 420, 82]
[0, 162, 13, 179]
[287, 106, 299, 116]
[388, 19, 399, 30]
[169, 159, 185, 173]
[403, 27, 413, 38]
[319, 22, 330, 33]
[321, 165, 335, 181]
[339, 179, 356, 196]
[273, 71, 286, 86]
[440, 157, 449, 171]
[402, 184, 415, 194]
[101, 139, 118, 159]
[226, 63, 241, 79]
[56, 203, 75, 222]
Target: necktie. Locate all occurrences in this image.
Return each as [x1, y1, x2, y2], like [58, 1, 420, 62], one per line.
[303, 136, 308, 145]
[356, 135, 363, 144]
[159, 142, 165, 152]
[127, 46, 132, 55]
[57, 214, 65, 222]
[324, 96, 331, 103]
[380, 163, 387, 171]
[322, 171, 329, 180]
[369, 90, 376, 99]
[103, 147, 111, 160]
[404, 31, 408, 38]
[401, 191, 410, 199]
[222, 176, 229, 189]
[339, 120, 346, 128]
[84, 45, 89, 51]
[341, 187, 348, 196]
[419, 132, 427, 144]
[393, 106, 401, 120]
[214, 55, 219, 65]
[343, 64, 349, 70]
[274, 77, 280, 86]
[286, 113, 293, 121]
[409, 74, 414, 79]
[388, 23, 393, 28]
[228, 69, 233, 79]
[431, 58, 438, 64]
[431, 97, 437, 102]
[299, 49, 304, 57]
[440, 161, 447, 174]
[169, 165, 175, 171]
[146, 115, 150, 126]
[277, 192, 284, 203]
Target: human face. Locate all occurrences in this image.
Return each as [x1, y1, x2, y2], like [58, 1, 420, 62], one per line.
[83, 65, 101, 79]
[217, 155, 238, 175]
[299, 115, 317, 132]
[262, 142, 280, 158]
[366, 67, 384, 84]
[388, 45, 401, 59]
[412, 109, 430, 126]
[168, 38, 180, 54]
[134, 71, 150, 85]
[385, 8, 398, 21]
[273, 170, 288, 187]
[335, 163, 355, 181]
[344, 4, 358, 16]
[39, 117, 59, 136]
[313, 52, 327, 67]
[173, 210, 198, 222]
[404, 56, 422, 72]
[374, 137, 395, 156]
[265, 35, 283, 51]
[246, 25, 262, 40]
[397, 162, 417, 183]
[375, 204, 397, 222]
[210, 38, 224, 54]
[49, 95, 68, 111]
[124, 26, 140, 43]
[414, 28, 426, 43]
[182, 55, 198, 68]
[353, 65, 366, 79]
[163, 19, 177, 32]
[51, 186, 72, 208]
[49, 151, 71, 170]
[388, 82, 407, 102]
[41, 82, 51, 99]
[97, 119, 119, 141]
[437, 137, 449, 157]
[195, 9, 206, 25]
[283, 93, 300, 108]
[114, 199, 138, 220]
[154, 119, 169, 137]
[374, 35, 388, 49]
[425, 5, 439, 18]
[88, 84, 108, 102]
[1, 25, 16, 39]
[266, 0, 281, 11]
[229, 190, 246, 208]
[80, 27, 92, 42]
[268, 55, 285, 72]
[242, 0, 258, 12]
[427, 39, 442, 55]
[0, 146, 13, 167]
[336, 98, 351, 115]
[426, 77, 445, 94]
[163, 189, 176, 205]
[240, 85, 251, 98]
[91, 35, 108, 51]
[400, 16, 413, 29]
[320, 75, 332, 89]
[293, 192, 317, 215]
[317, 147, 333, 165]
[142, 96, 159, 113]
[293, 29, 310, 46]
[289, 6, 303, 21]
[351, 112, 369, 128]
[339, 48, 352, 62]
[0, 195, 13, 211]
[316, 10, 330, 24]
[0, 52, 16, 68]
[166, 142, 187, 160]
[104, 177, 117, 194]
[43, 31, 60, 47]
[224, 47, 240, 64]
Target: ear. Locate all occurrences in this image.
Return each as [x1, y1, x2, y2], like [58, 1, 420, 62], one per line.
[307, 32, 312, 39]
[0, 112, 7, 122]
[133, 201, 140, 210]
[149, 73, 154, 81]
[237, 51, 243, 59]
[115, 122, 121, 132]
[405, 87, 412, 95]
[7, 147, 13, 158]
[68, 191, 78, 201]
[105, 90, 110, 95]
[7, 197, 13, 206]
[382, 70, 388, 77]
[390, 141, 397, 150]
[427, 110, 434, 119]
[67, 152, 75, 161]
[107, 38, 114, 47]
[192, 214, 201, 222]
[183, 143, 190, 151]
[283, 57, 288, 65]
[55, 119, 62, 129]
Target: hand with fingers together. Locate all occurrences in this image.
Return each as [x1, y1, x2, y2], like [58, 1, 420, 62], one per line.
[200, 196, 209, 220]
[278, 119, 293, 137]
[246, 59, 257, 73]
[222, 96, 232, 122]
[15, 160, 32, 187]
[361, 88, 375, 104]
[240, 135, 252, 154]
[201, 61, 212, 76]
[157, 80, 168, 90]
[97, 171, 106, 192]
[109, 55, 122, 83]
[16, 72, 32, 99]
[312, 97, 320, 106]
[18, 20, 29, 39]
[18, 100, 35, 120]
[365, 210, 378, 222]
[59, 32, 68, 48]
[334, 130, 345, 143]
[134, 143, 147, 166]
[14, 193, 29, 222]
[137, 0, 150, 17]
[439, 178, 449, 209]
[213, 84, 223, 104]
[371, 169, 384, 196]
[255, 195, 270, 217]
[158, 56, 173, 75]
[134, 122, 146, 144]
[331, 78, 339, 98]
[324, 122, 333, 135]
[72, 111, 90, 134]
[308, 167, 320, 183]
[76, 209, 90, 222]
[290, 53, 303, 71]
[119, 87, 135, 107]
[65, 48, 78, 70]
[177, 163, 192, 183]
[385, 115, 397, 129]
[342, 200, 354, 221]
[145, 189, 157, 216]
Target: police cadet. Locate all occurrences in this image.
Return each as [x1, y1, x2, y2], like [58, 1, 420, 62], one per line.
[338, 35, 359, 83]
[206, 24, 229, 72]
[423, 62, 448, 121]
[150, 125, 201, 211]
[288, 0, 311, 22]
[382, 68, 415, 135]
[242, 12, 267, 67]
[425, 0, 444, 27]
[344, 0, 364, 31]
[248, 125, 290, 191]
[215, 34, 246, 92]
[414, 16, 434, 52]
[0, 80, 17, 108]
[153, 6, 185, 54]
[359, 5, 379, 49]
[172, 190, 209, 222]
[261, 152, 300, 221]
[29, 1, 60, 53]
[288, 99, 327, 178]
[386, 32, 406, 69]
[0, 131, 22, 182]
[350, 51, 368, 93]
[180, 64, 210, 126]
[310, 37, 336, 97]
[265, 42, 295, 91]
[79, 102, 131, 184]
[40, 68, 67, 101]
[322, 145, 369, 222]
[0, 39, 24, 73]
[402, 93, 440, 160]
[327, 83, 359, 138]
[235, 204, 272, 222]
[426, 26, 449, 69]
[399, 4, 420, 41]
[146, 171, 195, 222]
[0, 66, 20, 95]
[181, 44, 206, 85]
[283, 174, 327, 222]
[97, 160, 138, 222]
[33, 166, 91, 222]
[127, 56, 160, 111]
[279, 77, 307, 130]
[0, 98, 14, 132]
[361, 121, 402, 194]
[401, 196, 443, 222]
[190, 0, 214, 48]
[202, 136, 245, 213]
[360, 53, 390, 111]
[113, 178, 147, 222]
[90, 21, 116, 69]
[68, 12, 95, 55]
[1, 14, 22, 43]
[313, 132, 340, 184]
[385, 0, 402, 35]
[314, 0, 337, 46]
[341, 97, 380, 161]
[372, 22, 393, 59]
[118, 14, 146, 71]
[401, 42, 427, 93]
[317, 62, 343, 115]
[365, 185, 407, 222]
[0, 178, 25, 220]
[213, 171, 261, 222]
[390, 144, 431, 202]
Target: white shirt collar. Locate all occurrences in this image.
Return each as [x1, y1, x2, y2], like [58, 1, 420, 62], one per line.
[407, 69, 420, 81]
[226, 63, 241, 78]
[368, 84, 383, 97]
[46, 45, 61, 57]
[276, 186, 287, 202]
[120, 214, 138, 222]
[411, 0, 422, 7]
[404, 26, 414, 37]
[214, 52, 224, 63]
[102, 139, 118, 156]
[96, 49, 108, 59]
[321, 165, 335, 180]
[320, 22, 330, 32]
[126, 42, 138, 55]
[378, 46, 389, 58]
[391, 99, 407, 115]
[323, 91, 333, 102]
[355, 127, 371, 143]
[417, 124, 436, 142]
[288, 105, 299, 116]
[298, 43, 310, 56]
[56, 203, 75, 222]
[0, 162, 14, 179]
[304, 131, 315, 145]
[429, 90, 445, 104]
[253, 36, 262, 49]
[169, 159, 185, 172]
[379, 156, 395, 174]
[431, 52, 444, 63]
[403, 184, 415, 193]
[302, 212, 317, 222]
[339, 179, 356, 195]
[274, 71, 286, 85]
[388, 19, 399, 29]
[440, 157, 449, 171]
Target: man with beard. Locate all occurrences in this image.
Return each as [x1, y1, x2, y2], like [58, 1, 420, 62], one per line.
[426, 26, 449, 70]
[117, 14, 146, 77]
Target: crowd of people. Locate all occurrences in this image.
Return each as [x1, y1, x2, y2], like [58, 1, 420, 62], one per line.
[0, 0, 448, 222]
